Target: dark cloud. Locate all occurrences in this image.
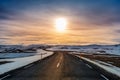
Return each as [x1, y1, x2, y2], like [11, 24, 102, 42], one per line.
[82, 0, 120, 25]
[0, 0, 120, 25]
[113, 38, 120, 43]
[0, 26, 10, 36]
[0, 5, 18, 20]
[0, 6, 11, 20]
[115, 30, 120, 33]
[0, 38, 10, 40]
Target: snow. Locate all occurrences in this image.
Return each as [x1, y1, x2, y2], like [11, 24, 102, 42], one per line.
[77, 56, 120, 77]
[0, 49, 51, 59]
[0, 53, 36, 58]
[49, 45, 120, 55]
[0, 49, 53, 75]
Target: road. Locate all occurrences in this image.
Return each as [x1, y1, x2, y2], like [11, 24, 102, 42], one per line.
[3, 52, 107, 80]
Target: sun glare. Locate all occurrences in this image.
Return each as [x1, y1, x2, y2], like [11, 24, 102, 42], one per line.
[55, 18, 67, 32]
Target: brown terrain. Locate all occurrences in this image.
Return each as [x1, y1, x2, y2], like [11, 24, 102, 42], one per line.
[79, 53, 120, 67]
[0, 61, 12, 65]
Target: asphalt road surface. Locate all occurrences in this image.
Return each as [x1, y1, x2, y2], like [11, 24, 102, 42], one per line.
[3, 52, 107, 80]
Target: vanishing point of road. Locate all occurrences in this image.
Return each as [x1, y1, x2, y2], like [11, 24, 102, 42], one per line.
[4, 51, 107, 80]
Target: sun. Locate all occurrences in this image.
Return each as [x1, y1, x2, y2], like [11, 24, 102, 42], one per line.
[55, 18, 67, 32]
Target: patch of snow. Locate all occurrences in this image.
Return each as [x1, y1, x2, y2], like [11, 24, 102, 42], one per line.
[0, 49, 53, 75]
[0, 53, 36, 58]
[77, 56, 120, 77]
[49, 45, 120, 55]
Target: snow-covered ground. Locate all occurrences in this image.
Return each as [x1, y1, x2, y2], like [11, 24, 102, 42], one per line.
[48, 45, 120, 55]
[0, 53, 36, 59]
[77, 56, 120, 77]
[0, 49, 51, 59]
[0, 49, 53, 75]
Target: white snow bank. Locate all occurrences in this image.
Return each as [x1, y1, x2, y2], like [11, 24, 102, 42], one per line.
[0, 53, 36, 58]
[77, 56, 120, 77]
[0, 49, 51, 59]
[0, 49, 53, 75]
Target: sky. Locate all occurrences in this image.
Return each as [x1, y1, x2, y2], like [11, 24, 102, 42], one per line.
[0, 0, 120, 45]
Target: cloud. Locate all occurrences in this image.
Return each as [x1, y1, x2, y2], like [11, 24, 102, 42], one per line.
[0, 0, 120, 45]
[116, 30, 120, 33]
[113, 38, 120, 43]
[82, 0, 120, 26]
[0, 5, 18, 21]
[0, 38, 10, 40]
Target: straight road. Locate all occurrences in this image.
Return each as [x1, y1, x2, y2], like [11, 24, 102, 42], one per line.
[3, 52, 107, 80]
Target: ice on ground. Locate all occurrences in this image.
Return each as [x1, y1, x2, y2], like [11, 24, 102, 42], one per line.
[0, 49, 50, 59]
[0, 49, 53, 75]
[0, 53, 36, 59]
[78, 56, 120, 77]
